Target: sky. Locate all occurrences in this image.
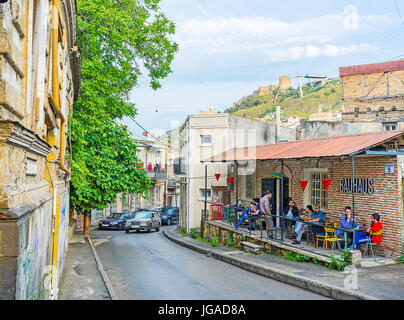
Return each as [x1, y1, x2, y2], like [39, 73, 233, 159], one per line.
[123, 0, 404, 137]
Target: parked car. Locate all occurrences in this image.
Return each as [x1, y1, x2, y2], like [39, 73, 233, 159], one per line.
[125, 211, 161, 233]
[98, 212, 134, 230]
[160, 207, 179, 225]
[153, 206, 173, 216]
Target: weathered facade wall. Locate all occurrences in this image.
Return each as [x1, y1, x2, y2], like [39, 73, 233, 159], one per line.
[341, 64, 404, 121]
[298, 120, 404, 139]
[0, 0, 80, 300]
[231, 156, 403, 257]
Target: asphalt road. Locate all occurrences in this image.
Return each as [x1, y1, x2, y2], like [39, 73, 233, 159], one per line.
[91, 226, 329, 300]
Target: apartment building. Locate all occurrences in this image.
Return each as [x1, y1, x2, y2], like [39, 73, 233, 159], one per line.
[178, 112, 296, 232]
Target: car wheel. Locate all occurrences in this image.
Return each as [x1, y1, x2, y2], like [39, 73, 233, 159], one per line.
[156, 224, 160, 232]
[125, 229, 130, 234]
[167, 218, 171, 225]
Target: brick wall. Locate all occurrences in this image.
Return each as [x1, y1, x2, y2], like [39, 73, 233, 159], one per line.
[232, 156, 403, 257]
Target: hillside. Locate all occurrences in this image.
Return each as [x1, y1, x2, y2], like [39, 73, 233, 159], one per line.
[225, 79, 341, 120]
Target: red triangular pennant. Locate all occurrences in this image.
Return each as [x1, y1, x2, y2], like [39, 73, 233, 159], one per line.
[215, 174, 220, 181]
[322, 179, 331, 191]
[228, 177, 234, 185]
[299, 180, 308, 191]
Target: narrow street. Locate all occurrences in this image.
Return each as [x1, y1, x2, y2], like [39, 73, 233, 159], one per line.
[90, 226, 329, 300]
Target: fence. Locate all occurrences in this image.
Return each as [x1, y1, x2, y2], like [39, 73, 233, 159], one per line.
[200, 200, 366, 256]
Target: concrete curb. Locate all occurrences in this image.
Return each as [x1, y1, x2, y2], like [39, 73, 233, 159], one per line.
[162, 229, 379, 300]
[87, 236, 119, 300]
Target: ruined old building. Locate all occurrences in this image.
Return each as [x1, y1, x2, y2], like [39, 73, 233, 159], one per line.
[340, 60, 404, 126]
[0, 0, 80, 299]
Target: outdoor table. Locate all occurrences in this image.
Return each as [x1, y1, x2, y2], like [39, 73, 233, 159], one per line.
[352, 228, 368, 249]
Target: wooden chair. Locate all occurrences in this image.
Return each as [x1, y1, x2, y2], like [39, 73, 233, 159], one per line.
[316, 222, 334, 249]
[323, 226, 343, 254]
[362, 230, 386, 258]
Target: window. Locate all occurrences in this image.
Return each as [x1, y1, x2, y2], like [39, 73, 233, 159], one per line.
[310, 172, 328, 209]
[383, 122, 397, 131]
[242, 174, 255, 198]
[156, 150, 161, 165]
[199, 188, 212, 200]
[200, 135, 212, 146]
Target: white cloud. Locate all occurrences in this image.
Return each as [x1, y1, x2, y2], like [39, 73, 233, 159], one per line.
[265, 43, 377, 63]
[174, 10, 394, 61]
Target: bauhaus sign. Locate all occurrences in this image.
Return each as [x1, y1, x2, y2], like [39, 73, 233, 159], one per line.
[339, 178, 374, 195]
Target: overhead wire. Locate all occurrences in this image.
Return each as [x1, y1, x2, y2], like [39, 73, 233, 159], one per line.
[127, 115, 179, 151]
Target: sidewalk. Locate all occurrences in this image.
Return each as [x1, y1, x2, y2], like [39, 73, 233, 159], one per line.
[58, 235, 111, 300]
[163, 226, 404, 300]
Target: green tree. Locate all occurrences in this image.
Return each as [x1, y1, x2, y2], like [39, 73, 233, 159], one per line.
[70, 0, 178, 213]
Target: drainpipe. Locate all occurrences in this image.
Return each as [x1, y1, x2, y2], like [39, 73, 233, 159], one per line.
[50, 0, 70, 175]
[352, 155, 355, 223]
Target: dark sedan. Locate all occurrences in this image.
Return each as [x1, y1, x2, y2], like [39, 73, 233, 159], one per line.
[160, 207, 179, 225]
[98, 212, 134, 230]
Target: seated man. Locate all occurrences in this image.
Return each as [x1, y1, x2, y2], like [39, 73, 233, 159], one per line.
[336, 206, 357, 248]
[292, 204, 324, 244]
[233, 198, 245, 219]
[233, 200, 254, 229]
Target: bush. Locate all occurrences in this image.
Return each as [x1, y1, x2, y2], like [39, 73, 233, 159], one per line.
[180, 228, 187, 237]
[330, 87, 336, 93]
[328, 249, 352, 271]
[189, 228, 198, 239]
[210, 236, 220, 247]
[323, 91, 330, 96]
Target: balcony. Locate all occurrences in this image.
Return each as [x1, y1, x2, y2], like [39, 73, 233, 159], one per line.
[146, 164, 167, 179]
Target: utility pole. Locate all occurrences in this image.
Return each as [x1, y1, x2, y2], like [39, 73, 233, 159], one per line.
[295, 75, 304, 97]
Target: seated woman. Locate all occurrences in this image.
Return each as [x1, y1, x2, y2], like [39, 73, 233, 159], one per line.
[249, 198, 262, 230]
[284, 199, 299, 237]
[353, 213, 383, 250]
[336, 206, 357, 247]
[292, 205, 314, 244]
[285, 199, 299, 219]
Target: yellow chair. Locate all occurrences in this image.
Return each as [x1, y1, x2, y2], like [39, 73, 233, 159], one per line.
[323, 226, 343, 254]
[316, 222, 334, 249]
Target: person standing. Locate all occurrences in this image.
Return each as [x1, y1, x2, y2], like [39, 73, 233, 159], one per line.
[260, 190, 274, 232]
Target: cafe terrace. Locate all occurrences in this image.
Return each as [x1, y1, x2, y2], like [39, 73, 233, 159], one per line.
[202, 130, 404, 258]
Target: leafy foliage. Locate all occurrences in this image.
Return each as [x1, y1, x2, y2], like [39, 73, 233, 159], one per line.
[189, 228, 198, 239]
[71, 0, 178, 213]
[226, 233, 234, 247]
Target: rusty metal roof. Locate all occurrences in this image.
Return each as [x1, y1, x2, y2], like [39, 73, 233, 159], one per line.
[339, 60, 404, 77]
[202, 130, 404, 162]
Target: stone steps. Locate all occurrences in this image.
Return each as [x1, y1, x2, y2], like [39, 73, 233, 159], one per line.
[240, 241, 265, 255]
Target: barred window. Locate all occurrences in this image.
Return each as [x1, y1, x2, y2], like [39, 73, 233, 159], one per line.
[245, 174, 255, 198]
[310, 172, 328, 209]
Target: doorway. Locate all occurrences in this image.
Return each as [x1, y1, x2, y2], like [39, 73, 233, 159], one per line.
[261, 177, 289, 226]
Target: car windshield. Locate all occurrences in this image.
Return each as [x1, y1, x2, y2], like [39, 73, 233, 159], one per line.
[167, 208, 177, 214]
[136, 212, 152, 219]
[107, 213, 124, 219]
